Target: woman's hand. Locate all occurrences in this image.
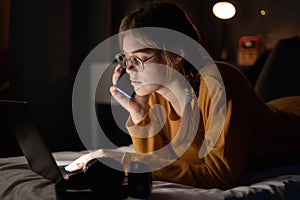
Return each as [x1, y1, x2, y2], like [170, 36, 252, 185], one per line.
[64, 149, 124, 172]
[110, 64, 150, 125]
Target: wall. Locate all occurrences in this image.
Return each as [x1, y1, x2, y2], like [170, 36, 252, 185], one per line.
[7, 0, 116, 153]
[0, 0, 10, 99]
[118, 0, 300, 63]
[8, 0, 82, 153]
[3, 0, 300, 154]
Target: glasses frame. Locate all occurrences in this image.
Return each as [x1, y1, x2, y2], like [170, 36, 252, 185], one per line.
[115, 52, 155, 72]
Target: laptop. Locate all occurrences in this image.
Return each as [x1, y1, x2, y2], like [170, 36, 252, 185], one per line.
[0, 100, 151, 199]
[0, 99, 92, 191]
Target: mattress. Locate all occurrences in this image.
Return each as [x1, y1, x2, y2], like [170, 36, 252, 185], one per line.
[1, 150, 300, 200]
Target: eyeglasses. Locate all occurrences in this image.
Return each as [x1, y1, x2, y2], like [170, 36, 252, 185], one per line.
[115, 53, 155, 72]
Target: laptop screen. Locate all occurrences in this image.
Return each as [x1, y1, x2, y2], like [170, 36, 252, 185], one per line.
[0, 100, 63, 183]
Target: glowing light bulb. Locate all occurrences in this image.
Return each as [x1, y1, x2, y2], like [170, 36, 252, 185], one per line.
[260, 9, 266, 16]
[212, 2, 236, 20]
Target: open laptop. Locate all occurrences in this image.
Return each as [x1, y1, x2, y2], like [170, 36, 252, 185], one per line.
[0, 100, 150, 199]
[0, 99, 92, 191]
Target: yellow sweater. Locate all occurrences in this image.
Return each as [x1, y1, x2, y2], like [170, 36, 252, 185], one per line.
[122, 62, 300, 189]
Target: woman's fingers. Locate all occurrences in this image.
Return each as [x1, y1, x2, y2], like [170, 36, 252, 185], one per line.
[110, 85, 151, 124]
[110, 85, 131, 110]
[65, 160, 85, 172]
[65, 153, 94, 172]
[64, 162, 84, 172]
[64, 149, 125, 172]
[112, 64, 124, 85]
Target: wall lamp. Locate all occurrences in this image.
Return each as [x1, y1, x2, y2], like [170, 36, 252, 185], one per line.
[212, 1, 236, 60]
[212, 1, 236, 20]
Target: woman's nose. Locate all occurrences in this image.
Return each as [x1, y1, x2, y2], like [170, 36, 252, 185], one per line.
[126, 61, 136, 73]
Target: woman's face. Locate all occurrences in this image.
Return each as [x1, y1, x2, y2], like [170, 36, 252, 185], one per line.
[122, 35, 169, 96]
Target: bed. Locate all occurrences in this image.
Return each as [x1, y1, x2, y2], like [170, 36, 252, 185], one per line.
[1, 147, 300, 200]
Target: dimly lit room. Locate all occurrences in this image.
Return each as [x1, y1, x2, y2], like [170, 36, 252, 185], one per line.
[1, 0, 300, 199]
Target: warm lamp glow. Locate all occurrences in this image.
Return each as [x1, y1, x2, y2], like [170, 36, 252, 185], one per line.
[213, 2, 236, 20]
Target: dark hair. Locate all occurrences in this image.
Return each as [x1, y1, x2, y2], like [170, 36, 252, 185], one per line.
[119, 1, 201, 43]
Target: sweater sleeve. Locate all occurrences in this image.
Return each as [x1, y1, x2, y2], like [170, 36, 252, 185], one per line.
[126, 93, 179, 158]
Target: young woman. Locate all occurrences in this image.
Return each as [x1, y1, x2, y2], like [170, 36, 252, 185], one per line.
[66, 2, 300, 189]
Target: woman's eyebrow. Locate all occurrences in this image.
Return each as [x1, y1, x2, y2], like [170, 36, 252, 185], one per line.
[123, 48, 154, 54]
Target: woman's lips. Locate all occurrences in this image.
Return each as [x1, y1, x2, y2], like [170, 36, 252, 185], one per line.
[130, 79, 141, 84]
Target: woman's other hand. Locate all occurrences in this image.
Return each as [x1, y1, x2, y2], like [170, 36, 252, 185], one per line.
[64, 149, 124, 172]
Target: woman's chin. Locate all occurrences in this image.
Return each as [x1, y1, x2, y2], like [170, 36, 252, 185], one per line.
[134, 87, 151, 96]
[134, 83, 160, 96]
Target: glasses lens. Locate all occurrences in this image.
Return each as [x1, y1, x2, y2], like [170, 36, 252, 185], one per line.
[130, 56, 143, 71]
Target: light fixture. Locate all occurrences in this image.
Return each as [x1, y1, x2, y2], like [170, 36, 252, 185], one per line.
[260, 9, 266, 16]
[212, 2, 236, 20]
[212, 1, 237, 61]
